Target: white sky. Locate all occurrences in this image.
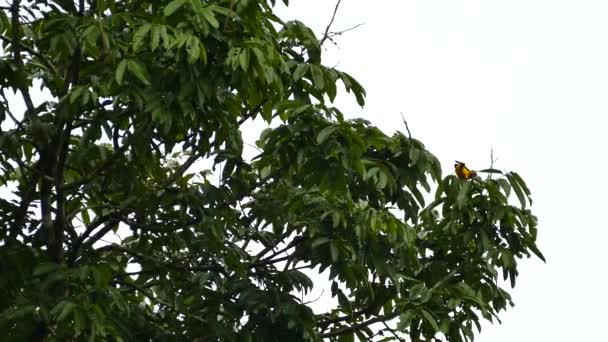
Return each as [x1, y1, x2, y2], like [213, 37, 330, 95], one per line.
[275, 1, 608, 341]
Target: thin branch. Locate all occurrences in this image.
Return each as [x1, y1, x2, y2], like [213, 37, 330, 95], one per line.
[8, 177, 37, 238]
[252, 232, 299, 264]
[0, 34, 58, 75]
[429, 266, 461, 292]
[256, 236, 302, 265]
[400, 112, 412, 139]
[1, 91, 26, 131]
[98, 244, 227, 275]
[67, 211, 121, 264]
[488, 147, 499, 180]
[9, 1, 35, 115]
[245, 141, 262, 153]
[238, 100, 266, 125]
[327, 23, 365, 39]
[319, 312, 400, 338]
[162, 150, 203, 189]
[318, 309, 366, 329]
[117, 280, 207, 324]
[382, 321, 406, 342]
[319, 0, 342, 47]
[323, 23, 365, 48]
[291, 263, 314, 271]
[302, 289, 324, 305]
[61, 144, 129, 192]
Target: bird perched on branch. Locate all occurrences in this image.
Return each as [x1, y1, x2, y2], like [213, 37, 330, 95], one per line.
[454, 161, 477, 180]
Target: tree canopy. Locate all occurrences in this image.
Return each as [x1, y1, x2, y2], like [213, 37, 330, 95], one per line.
[0, 0, 544, 341]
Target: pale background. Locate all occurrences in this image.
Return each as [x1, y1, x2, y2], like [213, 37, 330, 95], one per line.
[273, 1, 608, 341]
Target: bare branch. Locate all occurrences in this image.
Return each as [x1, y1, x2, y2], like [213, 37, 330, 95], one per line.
[162, 150, 203, 189]
[328, 23, 365, 39]
[99, 244, 227, 275]
[319, 0, 342, 47]
[400, 112, 412, 139]
[323, 23, 365, 47]
[61, 144, 129, 192]
[9, 1, 35, 114]
[382, 321, 406, 342]
[0, 34, 58, 75]
[319, 312, 400, 338]
[68, 211, 121, 264]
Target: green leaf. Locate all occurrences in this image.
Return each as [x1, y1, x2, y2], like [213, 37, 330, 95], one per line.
[0, 305, 35, 322]
[420, 309, 440, 332]
[164, 0, 188, 16]
[511, 171, 533, 204]
[293, 63, 308, 81]
[511, 171, 531, 195]
[132, 23, 152, 52]
[127, 60, 151, 85]
[398, 310, 416, 330]
[33, 262, 60, 276]
[330, 243, 338, 262]
[409, 284, 431, 304]
[239, 49, 250, 71]
[376, 171, 387, 190]
[115, 59, 128, 85]
[506, 173, 526, 208]
[456, 181, 471, 209]
[338, 333, 355, 342]
[311, 237, 330, 248]
[150, 25, 161, 51]
[331, 210, 341, 228]
[200, 7, 220, 28]
[478, 167, 502, 174]
[186, 36, 201, 64]
[316, 125, 337, 144]
[310, 65, 325, 90]
[69, 86, 84, 104]
[528, 242, 546, 262]
[498, 178, 511, 198]
[56, 301, 76, 322]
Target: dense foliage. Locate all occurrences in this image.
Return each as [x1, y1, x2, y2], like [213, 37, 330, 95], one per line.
[0, 0, 544, 340]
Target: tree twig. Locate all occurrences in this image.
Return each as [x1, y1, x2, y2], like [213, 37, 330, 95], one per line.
[319, 312, 400, 338]
[9, 1, 35, 115]
[0, 34, 58, 76]
[323, 23, 365, 47]
[319, 0, 342, 47]
[61, 144, 129, 192]
[382, 321, 406, 342]
[303, 289, 324, 305]
[400, 112, 412, 139]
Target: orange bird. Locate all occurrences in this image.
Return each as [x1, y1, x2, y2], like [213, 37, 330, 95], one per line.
[454, 161, 477, 180]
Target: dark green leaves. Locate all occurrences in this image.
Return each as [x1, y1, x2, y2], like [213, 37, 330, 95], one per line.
[115, 59, 150, 85]
[164, 0, 188, 16]
[506, 171, 532, 207]
[316, 125, 337, 144]
[0, 1, 541, 341]
[132, 23, 152, 52]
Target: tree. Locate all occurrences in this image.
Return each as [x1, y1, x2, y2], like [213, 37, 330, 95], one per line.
[0, 0, 544, 341]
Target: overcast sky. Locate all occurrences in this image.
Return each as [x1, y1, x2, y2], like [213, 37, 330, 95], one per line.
[275, 1, 608, 341]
